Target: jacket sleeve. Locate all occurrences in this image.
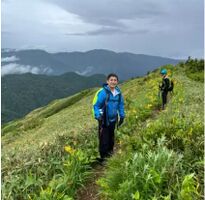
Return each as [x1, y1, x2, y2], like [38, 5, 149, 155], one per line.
[118, 94, 125, 119]
[93, 90, 106, 120]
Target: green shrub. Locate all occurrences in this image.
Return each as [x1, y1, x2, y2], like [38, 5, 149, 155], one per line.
[98, 138, 193, 200]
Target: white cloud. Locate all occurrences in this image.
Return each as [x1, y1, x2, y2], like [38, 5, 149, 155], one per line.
[1, 63, 53, 76]
[42, 67, 53, 74]
[75, 66, 93, 76]
[2, 48, 16, 53]
[2, 56, 19, 62]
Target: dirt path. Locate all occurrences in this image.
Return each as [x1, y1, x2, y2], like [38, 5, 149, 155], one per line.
[76, 108, 162, 200]
[76, 163, 105, 200]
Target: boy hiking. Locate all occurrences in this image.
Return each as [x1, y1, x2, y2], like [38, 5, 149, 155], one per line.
[159, 69, 172, 110]
[93, 73, 125, 163]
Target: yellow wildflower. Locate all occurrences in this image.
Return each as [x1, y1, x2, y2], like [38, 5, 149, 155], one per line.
[145, 104, 152, 109]
[64, 145, 75, 155]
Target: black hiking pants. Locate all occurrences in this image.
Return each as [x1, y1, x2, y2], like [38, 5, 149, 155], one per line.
[162, 90, 168, 109]
[98, 121, 116, 159]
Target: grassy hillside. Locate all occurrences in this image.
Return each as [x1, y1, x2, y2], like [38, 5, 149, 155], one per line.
[2, 60, 204, 199]
[2, 72, 106, 123]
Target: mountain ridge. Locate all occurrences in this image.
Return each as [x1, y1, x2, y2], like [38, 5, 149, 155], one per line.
[1, 48, 180, 79]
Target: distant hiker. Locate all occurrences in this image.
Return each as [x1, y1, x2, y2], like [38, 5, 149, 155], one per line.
[159, 69, 172, 110]
[93, 73, 125, 163]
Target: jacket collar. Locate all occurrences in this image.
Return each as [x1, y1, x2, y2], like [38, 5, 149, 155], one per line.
[103, 83, 121, 94]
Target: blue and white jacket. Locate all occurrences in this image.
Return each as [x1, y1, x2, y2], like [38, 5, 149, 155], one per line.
[93, 84, 125, 125]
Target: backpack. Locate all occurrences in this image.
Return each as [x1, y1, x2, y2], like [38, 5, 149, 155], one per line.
[92, 88, 121, 118]
[92, 88, 109, 118]
[168, 79, 174, 92]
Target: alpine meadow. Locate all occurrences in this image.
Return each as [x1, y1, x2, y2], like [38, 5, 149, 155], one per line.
[2, 59, 204, 199]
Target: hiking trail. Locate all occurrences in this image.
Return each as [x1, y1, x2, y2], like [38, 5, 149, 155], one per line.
[76, 163, 105, 200]
[76, 106, 163, 200]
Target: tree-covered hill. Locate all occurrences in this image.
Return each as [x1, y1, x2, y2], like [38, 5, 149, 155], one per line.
[2, 72, 106, 123]
[2, 59, 204, 199]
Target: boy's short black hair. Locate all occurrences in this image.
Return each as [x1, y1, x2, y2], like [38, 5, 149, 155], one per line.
[107, 73, 119, 81]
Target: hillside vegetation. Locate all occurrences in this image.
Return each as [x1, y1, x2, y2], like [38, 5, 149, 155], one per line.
[2, 59, 204, 200]
[2, 72, 105, 123]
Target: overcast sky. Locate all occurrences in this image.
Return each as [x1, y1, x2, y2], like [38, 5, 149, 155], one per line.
[2, 0, 204, 58]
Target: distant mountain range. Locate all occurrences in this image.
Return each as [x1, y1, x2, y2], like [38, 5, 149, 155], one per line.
[1, 49, 180, 80]
[2, 72, 106, 123]
[1, 48, 181, 123]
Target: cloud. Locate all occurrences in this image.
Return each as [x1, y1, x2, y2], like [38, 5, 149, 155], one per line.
[2, 48, 16, 53]
[18, 45, 48, 50]
[46, 0, 164, 28]
[2, 56, 19, 62]
[75, 66, 93, 76]
[1, 63, 53, 76]
[2, 30, 12, 35]
[66, 27, 149, 36]
[2, 0, 204, 58]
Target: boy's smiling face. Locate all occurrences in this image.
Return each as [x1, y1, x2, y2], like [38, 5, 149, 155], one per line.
[107, 76, 118, 89]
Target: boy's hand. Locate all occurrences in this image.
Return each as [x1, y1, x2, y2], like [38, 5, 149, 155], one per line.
[97, 117, 103, 128]
[118, 118, 124, 127]
[97, 116, 103, 123]
[98, 118, 102, 123]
